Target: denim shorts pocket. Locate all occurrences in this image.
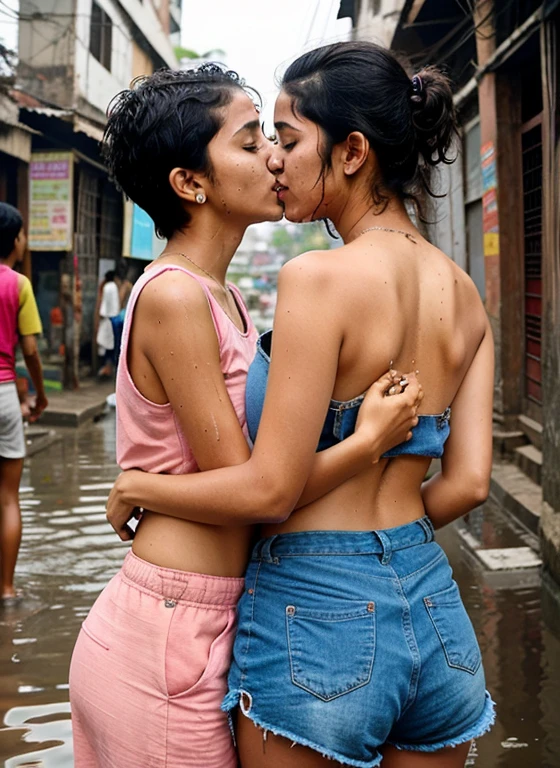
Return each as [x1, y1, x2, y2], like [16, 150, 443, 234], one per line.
[286, 602, 376, 702]
[424, 582, 481, 674]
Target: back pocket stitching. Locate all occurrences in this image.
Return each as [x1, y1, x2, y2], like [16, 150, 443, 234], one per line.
[424, 587, 481, 675]
[286, 604, 376, 702]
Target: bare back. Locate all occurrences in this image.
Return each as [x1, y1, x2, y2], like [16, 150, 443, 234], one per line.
[264, 232, 488, 535]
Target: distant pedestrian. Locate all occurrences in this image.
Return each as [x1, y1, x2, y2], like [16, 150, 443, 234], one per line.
[111, 259, 133, 369]
[0, 202, 48, 602]
[96, 270, 120, 378]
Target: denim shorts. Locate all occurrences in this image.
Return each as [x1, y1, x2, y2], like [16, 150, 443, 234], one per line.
[222, 517, 495, 768]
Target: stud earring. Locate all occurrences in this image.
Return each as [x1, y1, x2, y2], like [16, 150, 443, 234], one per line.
[195, 193, 206, 204]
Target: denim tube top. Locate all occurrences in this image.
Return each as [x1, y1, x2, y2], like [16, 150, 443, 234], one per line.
[245, 330, 451, 459]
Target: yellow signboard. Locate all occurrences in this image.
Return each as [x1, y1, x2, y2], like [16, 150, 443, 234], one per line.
[29, 151, 74, 251]
[484, 232, 499, 257]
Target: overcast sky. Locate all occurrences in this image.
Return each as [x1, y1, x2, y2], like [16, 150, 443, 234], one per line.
[180, 0, 351, 127]
[0, 1, 351, 125]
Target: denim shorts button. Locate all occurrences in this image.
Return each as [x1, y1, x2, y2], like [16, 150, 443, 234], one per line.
[247, 588, 254, 595]
[367, 602, 375, 612]
[164, 599, 176, 608]
[286, 605, 295, 616]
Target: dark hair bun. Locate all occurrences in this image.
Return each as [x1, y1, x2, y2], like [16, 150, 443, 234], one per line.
[410, 66, 456, 166]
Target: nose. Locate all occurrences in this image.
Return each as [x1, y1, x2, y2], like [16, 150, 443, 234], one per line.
[267, 144, 284, 174]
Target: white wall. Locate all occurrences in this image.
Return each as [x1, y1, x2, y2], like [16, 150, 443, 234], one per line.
[74, 0, 132, 116]
[427, 148, 467, 271]
[354, 0, 407, 45]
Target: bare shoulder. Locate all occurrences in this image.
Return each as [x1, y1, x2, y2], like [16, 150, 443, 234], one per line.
[136, 267, 209, 321]
[449, 258, 486, 308]
[278, 250, 336, 291]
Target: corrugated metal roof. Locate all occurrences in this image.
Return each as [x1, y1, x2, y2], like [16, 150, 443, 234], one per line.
[74, 117, 104, 143]
[21, 106, 73, 118]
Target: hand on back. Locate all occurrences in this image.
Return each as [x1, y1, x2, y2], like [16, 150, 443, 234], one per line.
[356, 370, 423, 462]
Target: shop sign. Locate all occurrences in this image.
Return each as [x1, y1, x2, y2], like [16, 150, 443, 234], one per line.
[481, 142, 499, 257]
[29, 151, 74, 250]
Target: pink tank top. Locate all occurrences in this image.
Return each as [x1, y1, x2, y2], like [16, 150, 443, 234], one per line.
[116, 264, 258, 474]
[0, 265, 20, 383]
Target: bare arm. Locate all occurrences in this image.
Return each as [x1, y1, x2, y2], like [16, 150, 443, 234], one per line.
[108, 255, 420, 536]
[19, 335, 48, 420]
[124, 269, 417, 506]
[421, 323, 494, 528]
[130, 271, 253, 476]
[295, 372, 421, 508]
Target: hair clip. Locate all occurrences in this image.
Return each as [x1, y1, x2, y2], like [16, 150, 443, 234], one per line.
[411, 75, 423, 94]
[410, 74, 424, 105]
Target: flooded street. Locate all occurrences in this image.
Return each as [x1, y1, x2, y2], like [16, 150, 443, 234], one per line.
[1, 414, 560, 767]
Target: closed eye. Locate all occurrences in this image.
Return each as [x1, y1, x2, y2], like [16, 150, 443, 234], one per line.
[281, 142, 296, 151]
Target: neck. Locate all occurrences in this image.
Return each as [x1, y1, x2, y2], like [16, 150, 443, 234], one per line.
[330, 190, 415, 243]
[163, 210, 248, 286]
[1, 254, 17, 269]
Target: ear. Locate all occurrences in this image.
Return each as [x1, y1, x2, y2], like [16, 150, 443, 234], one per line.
[168, 168, 207, 204]
[341, 132, 370, 176]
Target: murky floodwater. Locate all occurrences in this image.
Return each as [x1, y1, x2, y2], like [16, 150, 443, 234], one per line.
[1, 414, 559, 767]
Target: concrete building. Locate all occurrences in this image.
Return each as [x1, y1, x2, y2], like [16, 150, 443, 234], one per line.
[343, 0, 560, 588]
[6, 0, 179, 386]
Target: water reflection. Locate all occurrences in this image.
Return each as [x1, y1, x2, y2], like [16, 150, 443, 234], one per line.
[0, 415, 559, 766]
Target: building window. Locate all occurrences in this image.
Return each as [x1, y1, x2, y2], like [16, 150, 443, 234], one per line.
[90, 1, 112, 71]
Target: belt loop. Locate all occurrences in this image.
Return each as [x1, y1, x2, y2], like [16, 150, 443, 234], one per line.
[258, 535, 279, 564]
[374, 530, 393, 565]
[418, 516, 435, 543]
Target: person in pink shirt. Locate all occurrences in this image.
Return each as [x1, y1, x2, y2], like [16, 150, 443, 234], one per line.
[0, 202, 48, 601]
[69, 66, 420, 768]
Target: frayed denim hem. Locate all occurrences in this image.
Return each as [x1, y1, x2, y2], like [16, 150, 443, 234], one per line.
[222, 689, 383, 768]
[388, 690, 496, 753]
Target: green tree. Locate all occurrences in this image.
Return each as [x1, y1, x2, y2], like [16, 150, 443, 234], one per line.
[271, 223, 333, 263]
[174, 46, 226, 61]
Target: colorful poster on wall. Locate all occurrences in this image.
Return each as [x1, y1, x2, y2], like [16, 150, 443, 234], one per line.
[28, 151, 74, 251]
[481, 141, 499, 257]
[130, 204, 154, 260]
[123, 201, 158, 261]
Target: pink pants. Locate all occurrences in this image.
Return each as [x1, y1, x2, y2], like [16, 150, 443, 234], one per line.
[69, 551, 244, 767]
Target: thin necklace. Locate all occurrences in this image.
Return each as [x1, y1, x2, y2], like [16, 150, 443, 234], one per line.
[358, 226, 418, 244]
[160, 251, 243, 330]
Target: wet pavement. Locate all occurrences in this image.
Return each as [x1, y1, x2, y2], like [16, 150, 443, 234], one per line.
[1, 414, 560, 767]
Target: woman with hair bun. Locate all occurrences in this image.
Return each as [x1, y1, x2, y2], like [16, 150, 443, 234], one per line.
[107, 43, 495, 767]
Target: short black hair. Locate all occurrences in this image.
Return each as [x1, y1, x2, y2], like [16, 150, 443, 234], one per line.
[0, 202, 23, 260]
[282, 42, 457, 220]
[103, 64, 259, 240]
[104, 270, 116, 281]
